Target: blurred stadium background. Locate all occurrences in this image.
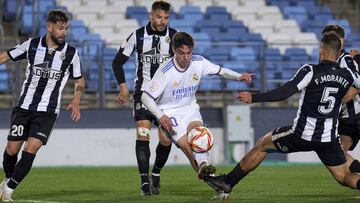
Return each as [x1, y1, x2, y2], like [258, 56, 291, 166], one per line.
[0, 0, 360, 167]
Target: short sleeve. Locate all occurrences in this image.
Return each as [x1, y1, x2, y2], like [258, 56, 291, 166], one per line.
[71, 50, 82, 79]
[7, 39, 31, 61]
[200, 56, 221, 76]
[119, 32, 136, 57]
[143, 69, 167, 99]
[290, 64, 313, 90]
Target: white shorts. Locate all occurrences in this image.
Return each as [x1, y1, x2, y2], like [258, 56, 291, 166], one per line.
[162, 103, 203, 141]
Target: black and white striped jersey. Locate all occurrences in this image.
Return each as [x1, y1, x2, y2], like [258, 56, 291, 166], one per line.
[7, 36, 82, 114]
[119, 22, 177, 94]
[290, 60, 360, 142]
[337, 49, 360, 118]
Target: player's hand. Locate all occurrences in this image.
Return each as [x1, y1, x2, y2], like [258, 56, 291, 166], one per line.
[237, 91, 252, 104]
[115, 83, 129, 106]
[66, 99, 81, 122]
[240, 73, 255, 84]
[158, 115, 173, 132]
[349, 49, 360, 58]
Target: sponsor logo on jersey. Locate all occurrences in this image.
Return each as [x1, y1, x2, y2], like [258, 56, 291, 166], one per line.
[140, 41, 170, 65]
[32, 61, 62, 80]
[172, 85, 199, 100]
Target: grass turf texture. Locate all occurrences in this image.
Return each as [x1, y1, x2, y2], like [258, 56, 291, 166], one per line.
[5, 164, 359, 203]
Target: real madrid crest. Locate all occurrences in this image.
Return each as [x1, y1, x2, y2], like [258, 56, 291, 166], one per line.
[192, 74, 199, 82]
[165, 36, 171, 44]
[60, 52, 65, 60]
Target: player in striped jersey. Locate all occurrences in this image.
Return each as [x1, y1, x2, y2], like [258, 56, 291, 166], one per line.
[112, 1, 177, 196]
[0, 10, 84, 201]
[204, 33, 360, 195]
[141, 32, 253, 198]
[321, 25, 360, 174]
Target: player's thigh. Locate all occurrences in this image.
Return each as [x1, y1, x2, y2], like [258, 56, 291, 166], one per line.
[7, 108, 31, 149]
[325, 163, 349, 184]
[340, 135, 353, 152]
[28, 111, 57, 145]
[186, 121, 203, 133]
[23, 137, 44, 154]
[316, 137, 346, 167]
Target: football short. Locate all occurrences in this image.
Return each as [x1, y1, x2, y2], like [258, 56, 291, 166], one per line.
[338, 114, 360, 150]
[272, 126, 346, 166]
[7, 107, 57, 145]
[162, 103, 203, 142]
[133, 92, 158, 125]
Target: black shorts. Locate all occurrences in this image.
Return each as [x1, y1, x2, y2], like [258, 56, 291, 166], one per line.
[7, 107, 57, 145]
[133, 92, 158, 125]
[338, 114, 360, 150]
[272, 126, 346, 166]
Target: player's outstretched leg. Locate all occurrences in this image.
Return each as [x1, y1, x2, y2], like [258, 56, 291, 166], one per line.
[151, 142, 171, 195]
[136, 139, 151, 196]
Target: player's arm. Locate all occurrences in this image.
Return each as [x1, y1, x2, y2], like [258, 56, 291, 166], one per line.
[112, 51, 129, 106]
[66, 77, 84, 122]
[218, 68, 254, 83]
[343, 87, 360, 103]
[112, 33, 135, 106]
[238, 80, 299, 103]
[0, 52, 11, 64]
[350, 49, 360, 66]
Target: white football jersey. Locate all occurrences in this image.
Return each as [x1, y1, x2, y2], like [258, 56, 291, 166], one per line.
[143, 55, 221, 110]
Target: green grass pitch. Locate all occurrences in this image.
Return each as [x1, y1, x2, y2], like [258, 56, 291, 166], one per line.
[5, 164, 360, 203]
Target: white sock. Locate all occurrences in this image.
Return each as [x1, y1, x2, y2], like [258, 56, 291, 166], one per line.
[193, 152, 209, 165]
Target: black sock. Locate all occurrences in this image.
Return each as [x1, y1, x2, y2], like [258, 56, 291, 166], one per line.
[349, 160, 360, 173]
[225, 163, 248, 187]
[7, 151, 36, 189]
[357, 179, 360, 190]
[3, 151, 18, 179]
[152, 143, 171, 175]
[136, 140, 150, 183]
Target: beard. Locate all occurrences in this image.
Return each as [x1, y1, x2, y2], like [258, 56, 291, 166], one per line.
[50, 34, 64, 46]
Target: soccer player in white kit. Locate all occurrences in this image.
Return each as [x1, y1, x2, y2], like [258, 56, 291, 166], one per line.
[141, 32, 253, 184]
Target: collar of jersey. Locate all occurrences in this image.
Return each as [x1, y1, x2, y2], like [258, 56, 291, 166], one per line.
[41, 35, 66, 51]
[320, 59, 339, 67]
[146, 22, 167, 36]
[172, 58, 189, 73]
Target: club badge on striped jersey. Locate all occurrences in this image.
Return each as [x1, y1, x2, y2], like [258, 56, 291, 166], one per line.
[165, 36, 171, 44]
[60, 52, 66, 60]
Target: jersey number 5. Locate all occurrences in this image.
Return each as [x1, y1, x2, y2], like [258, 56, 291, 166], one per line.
[318, 87, 339, 115]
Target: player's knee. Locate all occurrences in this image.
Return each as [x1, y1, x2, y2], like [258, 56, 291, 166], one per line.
[137, 127, 151, 141]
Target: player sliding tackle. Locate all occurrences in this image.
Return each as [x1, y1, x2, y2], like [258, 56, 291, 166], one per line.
[141, 32, 253, 198]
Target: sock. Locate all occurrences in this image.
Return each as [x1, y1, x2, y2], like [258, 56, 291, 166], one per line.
[357, 179, 360, 190]
[3, 151, 18, 179]
[193, 152, 209, 166]
[225, 163, 248, 187]
[152, 143, 171, 174]
[349, 160, 360, 173]
[7, 151, 36, 189]
[136, 140, 150, 183]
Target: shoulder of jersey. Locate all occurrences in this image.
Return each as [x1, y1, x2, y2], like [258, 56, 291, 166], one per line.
[161, 59, 174, 73]
[191, 55, 203, 61]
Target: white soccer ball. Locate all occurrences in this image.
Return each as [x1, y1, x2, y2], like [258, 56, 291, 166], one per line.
[188, 126, 214, 153]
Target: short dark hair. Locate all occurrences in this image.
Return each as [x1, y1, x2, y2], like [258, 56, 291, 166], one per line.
[172, 32, 194, 49]
[322, 24, 345, 38]
[151, 0, 171, 12]
[47, 9, 69, 23]
[321, 32, 341, 55]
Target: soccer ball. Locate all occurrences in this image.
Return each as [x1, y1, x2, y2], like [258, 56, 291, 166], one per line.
[188, 126, 214, 153]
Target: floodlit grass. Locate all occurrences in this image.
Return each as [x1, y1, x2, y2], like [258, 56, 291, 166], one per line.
[6, 164, 360, 203]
